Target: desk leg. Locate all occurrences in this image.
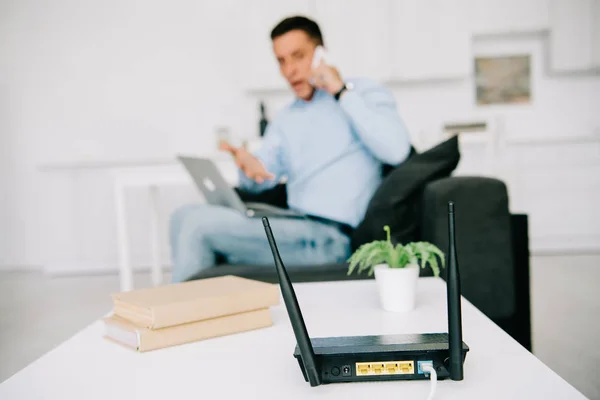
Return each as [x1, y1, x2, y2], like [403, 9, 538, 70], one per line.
[114, 180, 133, 292]
[149, 185, 163, 287]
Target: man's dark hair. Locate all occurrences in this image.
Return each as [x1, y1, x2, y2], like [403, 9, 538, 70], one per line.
[270, 16, 324, 46]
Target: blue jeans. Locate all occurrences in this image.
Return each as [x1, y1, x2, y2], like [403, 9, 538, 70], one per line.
[169, 203, 352, 283]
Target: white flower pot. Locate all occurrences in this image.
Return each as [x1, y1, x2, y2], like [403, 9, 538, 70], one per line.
[373, 263, 420, 312]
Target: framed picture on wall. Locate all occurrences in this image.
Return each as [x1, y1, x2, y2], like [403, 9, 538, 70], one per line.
[474, 55, 531, 105]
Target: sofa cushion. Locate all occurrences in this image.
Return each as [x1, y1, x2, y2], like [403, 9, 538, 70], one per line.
[188, 262, 373, 283]
[350, 135, 460, 250]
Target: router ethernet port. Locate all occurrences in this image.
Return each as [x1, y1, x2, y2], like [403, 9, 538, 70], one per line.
[399, 362, 414, 374]
[372, 363, 385, 374]
[356, 364, 369, 376]
[356, 361, 415, 376]
[385, 363, 398, 374]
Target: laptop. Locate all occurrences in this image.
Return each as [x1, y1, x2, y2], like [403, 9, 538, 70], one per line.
[178, 155, 304, 219]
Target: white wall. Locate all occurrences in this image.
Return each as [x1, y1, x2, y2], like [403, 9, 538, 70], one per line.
[386, 33, 600, 252]
[0, 0, 258, 270]
[391, 34, 600, 144]
[2, 0, 257, 166]
[0, 1, 35, 268]
[0, 85, 14, 267]
[1, 0, 599, 272]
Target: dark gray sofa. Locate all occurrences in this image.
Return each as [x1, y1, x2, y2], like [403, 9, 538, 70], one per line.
[188, 176, 532, 352]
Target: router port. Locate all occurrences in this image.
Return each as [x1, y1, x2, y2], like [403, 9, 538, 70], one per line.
[372, 363, 385, 374]
[356, 361, 414, 376]
[357, 364, 370, 376]
[385, 363, 398, 374]
[399, 362, 414, 374]
[342, 365, 351, 377]
[417, 360, 434, 375]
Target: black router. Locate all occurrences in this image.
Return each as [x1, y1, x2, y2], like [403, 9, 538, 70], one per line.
[261, 201, 469, 386]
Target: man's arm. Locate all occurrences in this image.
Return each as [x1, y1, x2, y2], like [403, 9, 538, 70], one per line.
[338, 80, 411, 165]
[236, 122, 287, 193]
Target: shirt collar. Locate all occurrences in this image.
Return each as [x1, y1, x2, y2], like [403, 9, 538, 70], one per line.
[292, 88, 329, 107]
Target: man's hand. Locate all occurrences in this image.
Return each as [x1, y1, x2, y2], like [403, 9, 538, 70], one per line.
[219, 142, 275, 184]
[310, 61, 345, 96]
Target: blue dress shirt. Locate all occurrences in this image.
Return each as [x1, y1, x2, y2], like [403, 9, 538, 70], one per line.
[238, 78, 411, 228]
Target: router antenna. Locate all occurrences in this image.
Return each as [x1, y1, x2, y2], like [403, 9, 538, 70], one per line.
[262, 217, 322, 387]
[447, 202, 464, 380]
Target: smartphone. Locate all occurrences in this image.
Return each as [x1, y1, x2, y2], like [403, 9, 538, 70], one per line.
[312, 45, 327, 69]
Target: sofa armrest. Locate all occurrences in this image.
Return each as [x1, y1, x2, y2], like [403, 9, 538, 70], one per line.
[419, 176, 517, 318]
[419, 176, 532, 351]
[506, 213, 532, 351]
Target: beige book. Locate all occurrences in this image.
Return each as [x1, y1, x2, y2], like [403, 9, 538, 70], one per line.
[111, 275, 280, 329]
[103, 308, 272, 352]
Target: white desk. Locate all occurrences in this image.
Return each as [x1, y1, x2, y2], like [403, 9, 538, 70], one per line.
[111, 164, 192, 292]
[110, 156, 238, 292]
[38, 158, 191, 284]
[0, 279, 587, 399]
[38, 149, 248, 292]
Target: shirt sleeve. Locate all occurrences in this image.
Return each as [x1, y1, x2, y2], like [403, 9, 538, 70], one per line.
[237, 121, 287, 193]
[338, 80, 411, 165]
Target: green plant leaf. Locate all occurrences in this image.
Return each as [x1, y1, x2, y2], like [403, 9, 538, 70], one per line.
[347, 240, 392, 276]
[405, 243, 418, 266]
[414, 242, 430, 269]
[399, 241, 445, 275]
[429, 244, 446, 268]
[392, 243, 405, 268]
[346, 225, 446, 276]
[428, 254, 440, 277]
[384, 225, 391, 243]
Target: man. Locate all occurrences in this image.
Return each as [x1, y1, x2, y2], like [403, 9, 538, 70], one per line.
[170, 16, 411, 283]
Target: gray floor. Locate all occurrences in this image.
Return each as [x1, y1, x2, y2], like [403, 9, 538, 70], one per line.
[1, 255, 599, 399]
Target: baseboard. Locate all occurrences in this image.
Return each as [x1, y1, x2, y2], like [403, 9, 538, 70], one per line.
[530, 236, 600, 256]
[43, 262, 172, 277]
[0, 264, 44, 272]
[532, 247, 600, 256]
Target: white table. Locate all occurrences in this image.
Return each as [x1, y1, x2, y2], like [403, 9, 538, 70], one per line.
[111, 164, 192, 292]
[0, 279, 587, 399]
[37, 146, 255, 291]
[111, 156, 239, 292]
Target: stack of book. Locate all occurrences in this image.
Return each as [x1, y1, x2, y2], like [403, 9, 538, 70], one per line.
[103, 275, 280, 352]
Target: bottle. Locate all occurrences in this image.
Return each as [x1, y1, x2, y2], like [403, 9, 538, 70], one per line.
[259, 101, 268, 137]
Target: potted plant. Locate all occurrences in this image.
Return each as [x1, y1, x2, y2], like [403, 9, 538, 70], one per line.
[347, 225, 445, 312]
